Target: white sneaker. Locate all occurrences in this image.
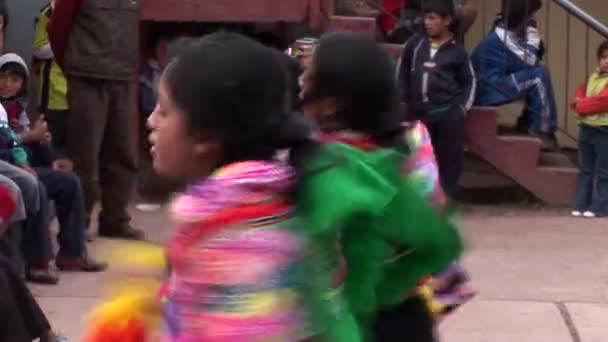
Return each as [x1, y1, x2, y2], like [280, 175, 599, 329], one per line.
[583, 211, 596, 218]
[571, 210, 583, 217]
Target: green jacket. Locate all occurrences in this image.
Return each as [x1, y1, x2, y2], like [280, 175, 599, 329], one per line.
[297, 143, 463, 322]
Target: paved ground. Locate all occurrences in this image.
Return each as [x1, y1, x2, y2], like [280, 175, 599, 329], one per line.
[32, 205, 608, 341]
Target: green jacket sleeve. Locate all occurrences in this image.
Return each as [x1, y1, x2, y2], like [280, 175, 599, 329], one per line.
[376, 176, 463, 307]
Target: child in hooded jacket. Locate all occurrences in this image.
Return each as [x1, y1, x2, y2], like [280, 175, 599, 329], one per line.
[0, 53, 106, 284]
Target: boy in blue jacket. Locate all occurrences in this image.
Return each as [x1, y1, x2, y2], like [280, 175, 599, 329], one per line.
[471, 0, 558, 150]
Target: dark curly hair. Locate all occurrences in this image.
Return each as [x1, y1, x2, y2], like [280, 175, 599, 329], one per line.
[302, 32, 402, 144]
[163, 31, 313, 169]
[597, 40, 608, 60]
[501, 0, 542, 30]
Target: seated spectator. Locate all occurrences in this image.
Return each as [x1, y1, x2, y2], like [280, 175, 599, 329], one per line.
[571, 40, 608, 218]
[0, 174, 24, 226]
[398, 0, 475, 198]
[0, 185, 68, 341]
[0, 53, 106, 284]
[0, 174, 25, 268]
[471, 0, 558, 150]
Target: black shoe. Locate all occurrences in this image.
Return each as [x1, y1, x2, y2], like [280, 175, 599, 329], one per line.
[533, 132, 560, 151]
[26, 268, 59, 285]
[98, 226, 145, 240]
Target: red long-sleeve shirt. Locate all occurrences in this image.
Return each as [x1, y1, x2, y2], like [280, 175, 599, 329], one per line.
[574, 82, 608, 116]
[47, 0, 83, 68]
[379, 0, 406, 33]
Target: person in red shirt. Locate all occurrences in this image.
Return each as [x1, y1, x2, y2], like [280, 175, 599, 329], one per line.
[0, 184, 15, 234]
[571, 40, 608, 218]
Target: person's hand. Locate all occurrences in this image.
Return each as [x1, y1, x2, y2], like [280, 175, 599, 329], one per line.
[43, 132, 52, 145]
[570, 97, 581, 110]
[23, 116, 49, 143]
[52, 158, 73, 171]
[21, 164, 37, 177]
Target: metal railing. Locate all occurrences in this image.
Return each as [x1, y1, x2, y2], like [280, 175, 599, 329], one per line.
[474, 0, 608, 143]
[546, 0, 608, 142]
[551, 0, 608, 38]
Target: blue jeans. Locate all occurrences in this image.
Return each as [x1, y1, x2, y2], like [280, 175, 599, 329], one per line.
[476, 65, 558, 134]
[574, 125, 608, 215]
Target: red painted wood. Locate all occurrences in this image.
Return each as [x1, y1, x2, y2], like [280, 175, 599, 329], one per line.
[465, 107, 577, 205]
[141, 0, 310, 22]
[326, 15, 376, 36]
[308, 0, 322, 31]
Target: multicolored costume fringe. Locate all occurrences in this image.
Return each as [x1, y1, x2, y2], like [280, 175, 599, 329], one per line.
[85, 242, 167, 342]
[164, 162, 313, 341]
[402, 121, 475, 320]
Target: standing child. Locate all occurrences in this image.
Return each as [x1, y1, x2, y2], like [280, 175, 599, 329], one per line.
[398, 0, 475, 199]
[33, 1, 70, 158]
[571, 40, 608, 218]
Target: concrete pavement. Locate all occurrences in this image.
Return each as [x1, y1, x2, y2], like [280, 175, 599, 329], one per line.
[34, 206, 608, 341]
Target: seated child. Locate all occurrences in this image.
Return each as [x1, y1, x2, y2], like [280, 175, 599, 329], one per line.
[0, 53, 106, 284]
[571, 40, 608, 218]
[471, 0, 559, 150]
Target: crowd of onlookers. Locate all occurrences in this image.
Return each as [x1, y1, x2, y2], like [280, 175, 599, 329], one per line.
[390, 0, 560, 198]
[0, 0, 140, 339]
[336, 0, 608, 217]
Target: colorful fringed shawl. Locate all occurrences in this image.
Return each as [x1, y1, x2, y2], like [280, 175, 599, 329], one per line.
[164, 162, 309, 342]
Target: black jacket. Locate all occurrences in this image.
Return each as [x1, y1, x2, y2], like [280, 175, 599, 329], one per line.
[398, 33, 475, 121]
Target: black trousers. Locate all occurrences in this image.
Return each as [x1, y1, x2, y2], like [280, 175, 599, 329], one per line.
[373, 296, 437, 342]
[0, 256, 50, 341]
[424, 117, 465, 198]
